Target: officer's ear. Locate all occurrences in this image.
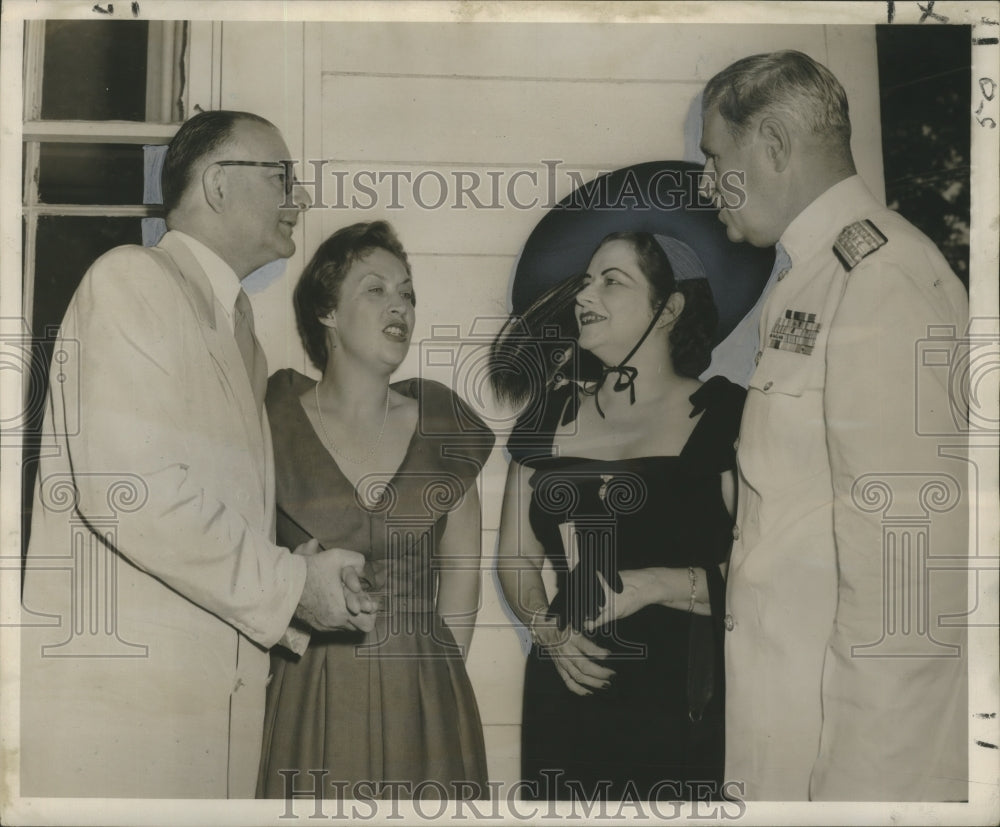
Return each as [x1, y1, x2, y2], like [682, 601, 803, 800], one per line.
[758, 116, 792, 174]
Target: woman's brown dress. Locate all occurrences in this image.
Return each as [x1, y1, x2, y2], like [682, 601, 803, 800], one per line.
[257, 370, 493, 799]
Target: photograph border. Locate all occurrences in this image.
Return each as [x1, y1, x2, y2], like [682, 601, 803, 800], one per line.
[1, 2, 997, 825]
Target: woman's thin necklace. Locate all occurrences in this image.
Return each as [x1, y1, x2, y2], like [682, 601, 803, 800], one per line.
[314, 382, 391, 464]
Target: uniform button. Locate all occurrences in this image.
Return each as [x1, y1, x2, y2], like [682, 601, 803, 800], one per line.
[754, 351, 762, 366]
[723, 614, 735, 631]
[777, 268, 789, 281]
[733, 437, 740, 451]
[763, 381, 773, 391]
[233, 678, 245, 693]
[732, 525, 741, 541]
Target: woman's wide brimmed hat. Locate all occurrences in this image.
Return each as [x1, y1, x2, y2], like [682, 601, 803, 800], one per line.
[510, 160, 775, 343]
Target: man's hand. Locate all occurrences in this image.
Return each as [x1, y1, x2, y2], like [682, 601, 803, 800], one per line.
[293, 541, 377, 633]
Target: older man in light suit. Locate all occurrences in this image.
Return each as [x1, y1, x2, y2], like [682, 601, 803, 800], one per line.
[21, 110, 375, 798]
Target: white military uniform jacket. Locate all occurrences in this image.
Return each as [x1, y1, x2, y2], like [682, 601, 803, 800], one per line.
[21, 232, 307, 798]
[724, 176, 968, 801]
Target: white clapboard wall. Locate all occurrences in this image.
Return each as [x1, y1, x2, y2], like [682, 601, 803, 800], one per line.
[216, 20, 884, 788]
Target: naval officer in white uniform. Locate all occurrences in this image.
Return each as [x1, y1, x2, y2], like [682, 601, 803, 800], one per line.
[699, 50, 968, 801]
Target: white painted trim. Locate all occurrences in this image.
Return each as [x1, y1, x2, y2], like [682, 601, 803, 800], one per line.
[301, 22, 323, 376]
[187, 20, 223, 116]
[22, 121, 178, 144]
[23, 204, 162, 217]
[146, 20, 186, 123]
[22, 21, 44, 121]
[21, 142, 40, 341]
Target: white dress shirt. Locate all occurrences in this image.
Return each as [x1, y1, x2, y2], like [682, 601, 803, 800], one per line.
[169, 229, 244, 332]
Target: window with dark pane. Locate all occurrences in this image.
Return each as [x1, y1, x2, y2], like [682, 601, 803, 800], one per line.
[22, 215, 144, 553]
[31, 215, 144, 345]
[876, 25, 971, 287]
[26, 214, 144, 430]
[41, 20, 150, 121]
[38, 143, 147, 205]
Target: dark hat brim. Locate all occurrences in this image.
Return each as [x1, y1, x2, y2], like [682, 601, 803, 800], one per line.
[510, 160, 774, 343]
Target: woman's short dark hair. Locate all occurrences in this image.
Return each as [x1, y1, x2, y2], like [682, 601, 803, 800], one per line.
[490, 231, 717, 407]
[161, 110, 274, 214]
[294, 221, 412, 371]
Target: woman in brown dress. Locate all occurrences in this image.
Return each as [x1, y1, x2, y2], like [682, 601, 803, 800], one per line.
[257, 221, 492, 800]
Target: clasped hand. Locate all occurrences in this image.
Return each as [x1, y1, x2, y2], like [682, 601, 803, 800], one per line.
[532, 620, 614, 697]
[293, 539, 377, 633]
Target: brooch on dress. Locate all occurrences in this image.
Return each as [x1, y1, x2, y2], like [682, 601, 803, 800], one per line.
[598, 474, 613, 502]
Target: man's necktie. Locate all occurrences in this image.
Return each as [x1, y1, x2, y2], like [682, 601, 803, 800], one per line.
[234, 289, 268, 416]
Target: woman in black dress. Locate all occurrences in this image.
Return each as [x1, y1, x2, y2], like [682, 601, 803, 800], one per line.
[491, 231, 744, 802]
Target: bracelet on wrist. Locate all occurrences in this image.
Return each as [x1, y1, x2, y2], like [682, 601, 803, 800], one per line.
[687, 567, 698, 613]
[528, 607, 548, 646]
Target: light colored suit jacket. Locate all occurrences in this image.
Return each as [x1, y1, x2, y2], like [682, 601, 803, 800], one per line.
[20, 232, 307, 798]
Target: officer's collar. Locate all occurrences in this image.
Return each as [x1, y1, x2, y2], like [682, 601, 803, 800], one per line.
[779, 175, 882, 267]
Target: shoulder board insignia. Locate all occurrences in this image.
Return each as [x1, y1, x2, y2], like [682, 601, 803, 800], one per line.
[833, 219, 887, 271]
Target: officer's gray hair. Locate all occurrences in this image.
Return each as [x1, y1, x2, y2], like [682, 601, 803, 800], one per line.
[703, 50, 852, 149]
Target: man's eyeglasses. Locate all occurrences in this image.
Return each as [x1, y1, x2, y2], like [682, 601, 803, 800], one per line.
[213, 160, 298, 201]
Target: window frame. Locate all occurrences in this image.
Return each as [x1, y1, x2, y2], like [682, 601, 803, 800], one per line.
[20, 19, 220, 335]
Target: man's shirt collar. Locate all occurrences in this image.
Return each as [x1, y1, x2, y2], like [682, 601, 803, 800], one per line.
[166, 230, 243, 332]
